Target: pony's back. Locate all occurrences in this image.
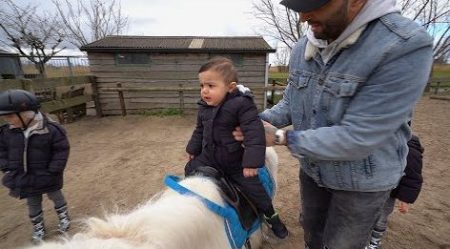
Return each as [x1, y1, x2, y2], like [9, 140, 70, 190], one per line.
[27, 147, 278, 249]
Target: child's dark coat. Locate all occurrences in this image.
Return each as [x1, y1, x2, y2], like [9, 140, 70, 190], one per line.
[0, 117, 70, 198]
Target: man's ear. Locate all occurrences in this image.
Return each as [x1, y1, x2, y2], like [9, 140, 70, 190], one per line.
[229, 82, 237, 92]
[349, 0, 367, 14]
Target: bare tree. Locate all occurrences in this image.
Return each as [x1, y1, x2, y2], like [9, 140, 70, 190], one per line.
[400, 0, 450, 62]
[274, 45, 290, 66]
[52, 0, 129, 48]
[253, 0, 450, 62]
[253, 0, 306, 51]
[0, 0, 65, 77]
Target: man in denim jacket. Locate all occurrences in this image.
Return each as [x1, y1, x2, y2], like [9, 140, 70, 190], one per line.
[257, 0, 433, 248]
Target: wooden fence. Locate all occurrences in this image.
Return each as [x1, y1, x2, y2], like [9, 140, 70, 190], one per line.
[0, 76, 98, 122]
[100, 83, 286, 116]
[427, 77, 450, 101]
[1, 76, 447, 120]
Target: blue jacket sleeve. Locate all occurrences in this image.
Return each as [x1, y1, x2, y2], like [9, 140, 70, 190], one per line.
[284, 33, 433, 160]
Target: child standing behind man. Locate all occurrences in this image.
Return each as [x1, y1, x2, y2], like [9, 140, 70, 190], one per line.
[184, 57, 288, 239]
[366, 134, 424, 249]
[0, 90, 71, 244]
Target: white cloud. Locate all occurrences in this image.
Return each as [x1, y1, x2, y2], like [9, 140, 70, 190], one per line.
[3, 0, 280, 61]
[10, 0, 263, 37]
[123, 0, 260, 36]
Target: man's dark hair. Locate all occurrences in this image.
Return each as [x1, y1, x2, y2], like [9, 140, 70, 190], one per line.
[198, 57, 238, 83]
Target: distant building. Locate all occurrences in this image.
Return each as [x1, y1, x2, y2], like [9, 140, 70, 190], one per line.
[0, 49, 23, 80]
[81, 36, 275, 115]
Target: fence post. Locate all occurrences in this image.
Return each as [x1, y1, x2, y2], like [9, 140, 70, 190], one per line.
[21, 79, 34, 92]
[66, 56, 73, 82]
[117, 83, 127, 116]
[91, 76, 103, 117]
[179, 84, 184, 112]
[434, 81, 441, 95]
[424, 79, 431, 93]
[66, 57, 74, 78]
[271, 80, 276, 105]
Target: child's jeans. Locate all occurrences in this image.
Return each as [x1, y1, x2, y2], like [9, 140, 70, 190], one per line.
[27, 190, 67, 217]
[367, 196, 396, 246]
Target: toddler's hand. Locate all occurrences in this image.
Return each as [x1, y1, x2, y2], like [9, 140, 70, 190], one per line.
[232, 126, 244, 142]
[398, 201, 409, 213]
[243, 168, 258, 178]
[187, 153, 195, 160]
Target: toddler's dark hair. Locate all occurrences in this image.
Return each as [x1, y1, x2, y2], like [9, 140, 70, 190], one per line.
[198, 57, 238, 83]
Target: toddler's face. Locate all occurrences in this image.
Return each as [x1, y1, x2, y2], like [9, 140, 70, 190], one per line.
[2, 113, 26, 128]
[199, 70, 235, 106]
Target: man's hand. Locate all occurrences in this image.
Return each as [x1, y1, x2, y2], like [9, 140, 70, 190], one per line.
[263, 121, 277, 146]
[398, 201, 409, 213]
[232, 127, 244, 142]
[233, 121, 280, 146]
[243, 168, 258, 178]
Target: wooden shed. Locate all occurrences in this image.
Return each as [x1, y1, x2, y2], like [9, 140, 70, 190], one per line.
[0, 49, 23, 80]
[81, 36, 275, 115]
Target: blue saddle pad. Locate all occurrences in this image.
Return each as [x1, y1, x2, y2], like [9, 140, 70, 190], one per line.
[164, 166, 274, 249]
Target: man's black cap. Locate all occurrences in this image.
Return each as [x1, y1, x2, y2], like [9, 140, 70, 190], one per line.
[280, 0, 330, 12]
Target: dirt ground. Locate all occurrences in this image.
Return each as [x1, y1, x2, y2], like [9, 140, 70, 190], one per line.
[0, 97, 449, 249]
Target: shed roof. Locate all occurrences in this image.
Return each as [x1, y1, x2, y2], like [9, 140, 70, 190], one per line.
[80, 36, 276, 53]
[0, 48, 19, 56]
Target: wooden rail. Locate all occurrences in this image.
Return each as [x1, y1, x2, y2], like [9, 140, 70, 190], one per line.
[99, 84, 283, 116]
[95, 76, 450, 115]
[427, 77, 450, 101]
[0, 75, 99, 122]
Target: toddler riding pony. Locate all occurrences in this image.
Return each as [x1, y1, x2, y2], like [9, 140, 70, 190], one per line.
[28, 147, 279, 249]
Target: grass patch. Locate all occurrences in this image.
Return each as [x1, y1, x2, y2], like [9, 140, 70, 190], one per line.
[269, 72, 289, 79]
[271, 64, 450, 80]
[432, 64, 450, 78]
[138, 108, 184, 117]
[430, 82, 450, 87]
[432, 71, 450, 78]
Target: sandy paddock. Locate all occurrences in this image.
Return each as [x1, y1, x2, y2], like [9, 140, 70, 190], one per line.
[0, 97, 449, 249]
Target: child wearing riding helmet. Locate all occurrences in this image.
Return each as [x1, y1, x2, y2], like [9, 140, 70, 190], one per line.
[185, 57, 288, 239]
[0, 89, 71, 244]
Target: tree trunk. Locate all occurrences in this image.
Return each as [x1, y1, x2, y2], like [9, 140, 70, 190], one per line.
[36, 62, 47, 78]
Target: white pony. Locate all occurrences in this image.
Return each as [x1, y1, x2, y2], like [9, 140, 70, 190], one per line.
[27, 147, 279, 249]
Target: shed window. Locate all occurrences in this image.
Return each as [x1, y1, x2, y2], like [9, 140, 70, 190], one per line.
[230, 54, 243, 67]
[116, 53, 150, 65]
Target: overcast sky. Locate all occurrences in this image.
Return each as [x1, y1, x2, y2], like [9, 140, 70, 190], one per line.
[7, 0, 277, 55]
[124, 0, 262, 36]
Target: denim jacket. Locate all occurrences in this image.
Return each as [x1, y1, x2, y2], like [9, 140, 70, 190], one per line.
[260, 13, 433, 192]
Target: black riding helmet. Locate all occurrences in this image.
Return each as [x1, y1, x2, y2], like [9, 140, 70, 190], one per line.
[0, 89, 40, 115]
[0, 89, 40, 129]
